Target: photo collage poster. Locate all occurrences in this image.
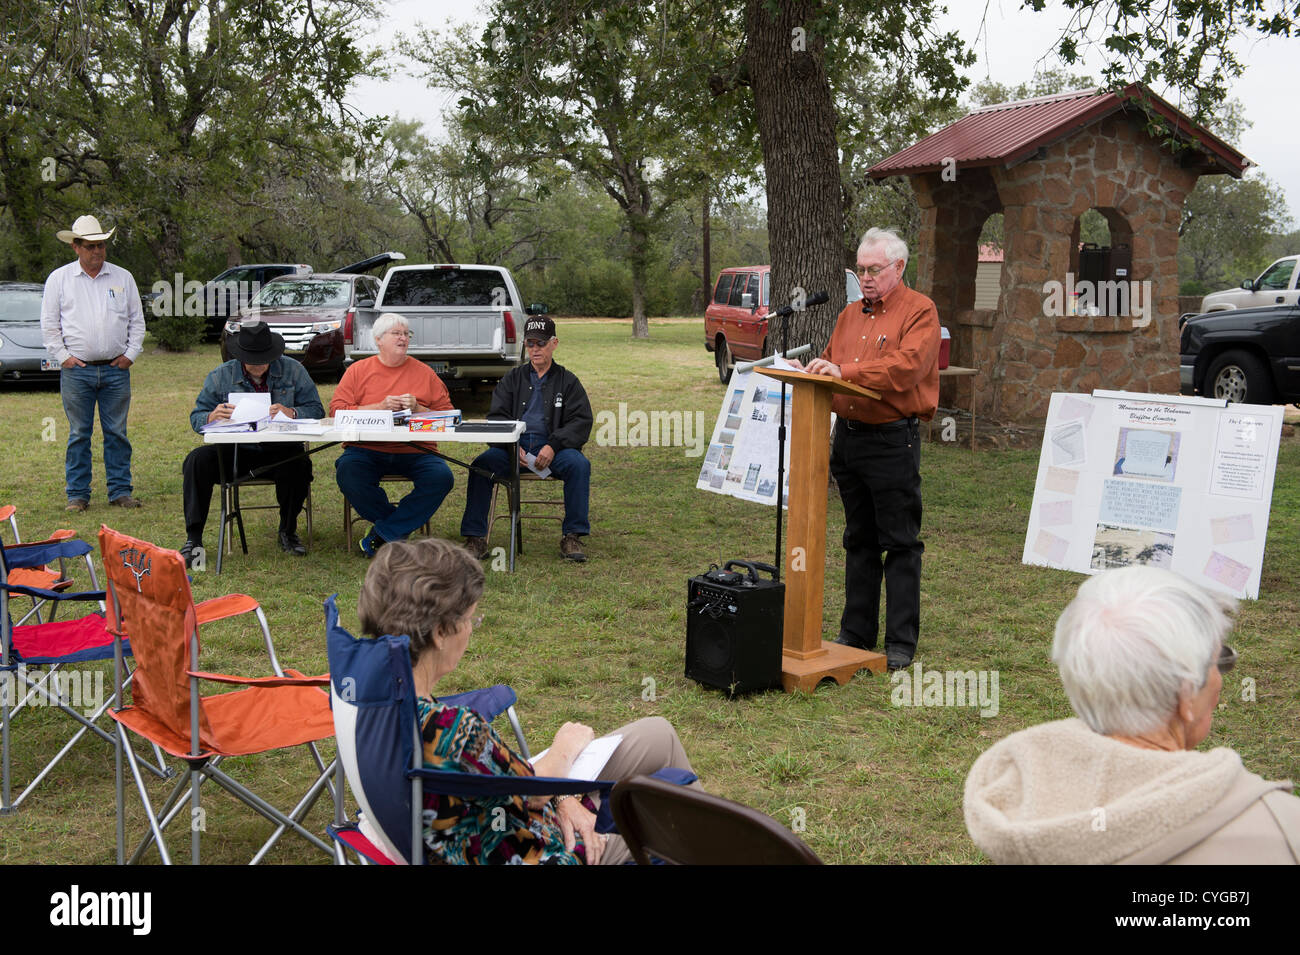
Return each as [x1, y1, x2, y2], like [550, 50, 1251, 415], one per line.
[1023, 390, 1283, 598]
[696, 358, 794, 507]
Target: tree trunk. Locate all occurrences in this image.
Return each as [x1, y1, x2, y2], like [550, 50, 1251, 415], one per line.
[745, 0, 847, 356]
[629, 212, 650, 338]
[702, 194, 712, 310]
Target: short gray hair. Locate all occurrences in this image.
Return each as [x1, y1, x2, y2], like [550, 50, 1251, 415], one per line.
[1051, 566, 1235, 736]
[858, 228, 908, 269]
[372, 312, 409, 342]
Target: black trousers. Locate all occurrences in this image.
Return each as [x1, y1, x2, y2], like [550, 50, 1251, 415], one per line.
[182, 444, 311, 541]
[829, 418, 923, 661]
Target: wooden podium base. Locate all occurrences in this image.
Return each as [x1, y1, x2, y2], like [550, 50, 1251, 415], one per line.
[781, 642, 887, 693]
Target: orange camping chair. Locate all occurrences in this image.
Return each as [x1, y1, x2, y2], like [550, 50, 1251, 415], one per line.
[100, 525, 338, 864]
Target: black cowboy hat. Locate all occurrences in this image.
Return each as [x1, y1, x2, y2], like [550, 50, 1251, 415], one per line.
[227, 322, 286, 364]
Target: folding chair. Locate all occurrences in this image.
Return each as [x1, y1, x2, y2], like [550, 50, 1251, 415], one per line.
[1, 526, 166, 813]
[342, 476, 430, 551]
[0, 504, 77, 625]
[610, 774, 823, 864]
[323, 596, 697, 865]
[220, 471, 314, 555]
[487, 472, 562, 555]
[100, 525, 338, 864]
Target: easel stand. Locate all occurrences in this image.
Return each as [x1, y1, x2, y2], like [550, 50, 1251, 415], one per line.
[758, 367, 888, 692]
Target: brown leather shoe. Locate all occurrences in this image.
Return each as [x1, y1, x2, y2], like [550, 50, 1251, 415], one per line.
[559, 534, 586, 562]
[65, 499, 88, 512]
[109, 496, 143, 508]
[463, 536, 490, 560]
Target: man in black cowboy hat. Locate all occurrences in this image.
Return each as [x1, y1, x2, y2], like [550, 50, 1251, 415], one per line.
[179, 322, 324, 566]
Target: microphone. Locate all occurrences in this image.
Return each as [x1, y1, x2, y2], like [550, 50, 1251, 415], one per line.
[770, 290, 830, 318]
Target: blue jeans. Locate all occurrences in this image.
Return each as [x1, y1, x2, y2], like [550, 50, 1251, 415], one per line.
[61, 364, 133, 502]
[460, 434, 590, 538]
[335, 447, 454, 542]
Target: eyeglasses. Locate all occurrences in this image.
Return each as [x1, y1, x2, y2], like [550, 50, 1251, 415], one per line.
[1216, 644, 1238, 673]
[385, 329, 412, 339]
[859, 263, 897, 277]
[524, 339, 549, 349]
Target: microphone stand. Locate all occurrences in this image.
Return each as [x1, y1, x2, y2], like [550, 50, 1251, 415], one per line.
[768, 290, 828, 580]
[775, 316, 789, 581]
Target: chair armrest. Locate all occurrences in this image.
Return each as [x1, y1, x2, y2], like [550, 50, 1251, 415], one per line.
[194, 593, 260, 625]
[186, 667, 329, 688]
[439, 684, 518, 721]
[408, 768, 614, 800]
[2, 584, 105, 602]
[2, 536, 92, 568]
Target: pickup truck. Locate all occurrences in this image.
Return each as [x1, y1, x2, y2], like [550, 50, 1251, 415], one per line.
[1198, 255, 1300, 312]
[705, 265, 862, 383]
[347, 264, 543, 389]
[1178, 303, 1300, 404]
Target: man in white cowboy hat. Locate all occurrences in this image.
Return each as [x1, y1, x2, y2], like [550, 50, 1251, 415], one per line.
[180, 321, 323, 566]
[40, 214, 146, 511]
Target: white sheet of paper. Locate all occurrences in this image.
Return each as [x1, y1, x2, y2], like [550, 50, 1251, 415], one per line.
[523, 451, 552, 479]
[529, 734, 623, 781]
[228, 392, 271, 424]
[1120, 430, 1172, 477]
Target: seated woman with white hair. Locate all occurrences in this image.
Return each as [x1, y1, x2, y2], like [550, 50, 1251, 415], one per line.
[330, 312, 457, 556]
[964, 565, 1300, 864]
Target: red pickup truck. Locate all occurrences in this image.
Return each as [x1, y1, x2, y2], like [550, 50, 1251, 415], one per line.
[704, 265, 862, 383]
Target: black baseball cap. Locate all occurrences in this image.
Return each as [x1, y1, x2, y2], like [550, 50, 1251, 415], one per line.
[524, 316, 556, 341]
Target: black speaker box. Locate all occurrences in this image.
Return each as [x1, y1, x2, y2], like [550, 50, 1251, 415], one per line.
[685, 560, 784, 696]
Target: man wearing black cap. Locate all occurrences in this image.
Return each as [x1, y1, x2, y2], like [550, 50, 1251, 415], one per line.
[179, 322, 324, 566]
[461, 315, 593, 561]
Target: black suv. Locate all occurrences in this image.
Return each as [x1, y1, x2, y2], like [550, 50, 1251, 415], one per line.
[1179, 304, 1300, 404]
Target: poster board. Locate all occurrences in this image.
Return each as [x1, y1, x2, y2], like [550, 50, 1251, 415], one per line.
[1023, 390, 1283, 598]
[696, 358, 794, 506]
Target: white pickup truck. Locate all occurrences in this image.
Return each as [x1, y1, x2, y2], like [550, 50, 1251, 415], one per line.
[346, 263, 542, 388]
[1199, 255, 1300, 312]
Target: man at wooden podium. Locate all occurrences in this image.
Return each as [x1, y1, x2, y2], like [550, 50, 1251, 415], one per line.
[794, 228, 940, 671]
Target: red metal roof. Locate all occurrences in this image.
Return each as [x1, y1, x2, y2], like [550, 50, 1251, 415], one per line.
[867, 84, 1249, 179]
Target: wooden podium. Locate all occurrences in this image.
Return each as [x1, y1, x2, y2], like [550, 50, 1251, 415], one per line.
[758, 367, 889, 692]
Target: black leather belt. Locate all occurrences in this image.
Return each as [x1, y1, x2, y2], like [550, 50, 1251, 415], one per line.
[841, 416, 918, 433]
[78, 358, 115, 366]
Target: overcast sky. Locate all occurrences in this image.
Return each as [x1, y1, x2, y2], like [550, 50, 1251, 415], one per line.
[348, 0, 1296, 230]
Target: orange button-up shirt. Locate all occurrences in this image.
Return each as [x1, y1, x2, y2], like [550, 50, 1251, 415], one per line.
[819, 282, 940, 424]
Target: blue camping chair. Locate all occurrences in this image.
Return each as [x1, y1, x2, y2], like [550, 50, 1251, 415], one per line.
[1, 530, 166, 813]
[324, 595, 691, 865]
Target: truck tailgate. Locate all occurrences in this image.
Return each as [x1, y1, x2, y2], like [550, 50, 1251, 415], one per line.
[353, 308, 510, 357]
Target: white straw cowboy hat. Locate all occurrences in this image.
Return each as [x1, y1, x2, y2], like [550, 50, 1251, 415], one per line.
[57, 215, 116, 244]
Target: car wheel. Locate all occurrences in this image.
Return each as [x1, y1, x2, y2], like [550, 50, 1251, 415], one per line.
[716, 338, 732, 384]
[1206, 350, 1273, 404]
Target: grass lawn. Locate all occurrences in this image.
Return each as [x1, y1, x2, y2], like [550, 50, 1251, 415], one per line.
[1, 319, 1296, 864]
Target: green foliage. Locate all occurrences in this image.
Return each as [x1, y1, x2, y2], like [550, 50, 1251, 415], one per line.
[147, 312, 205, 353]
[1040, 0, 1296, 122]
[0, 0, 384, 285]
[406, 2, 748, 336]
[1179, 173, 1292, 289]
